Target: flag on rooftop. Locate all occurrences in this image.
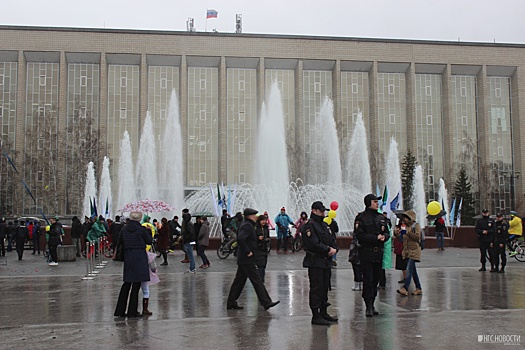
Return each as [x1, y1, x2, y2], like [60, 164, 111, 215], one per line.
[206, 9, 218, 19]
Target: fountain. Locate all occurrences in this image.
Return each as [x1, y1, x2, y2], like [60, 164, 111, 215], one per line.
[438, 178, 450, 225]
[83, 162, 97, 218]
[98, 156, 113, 218]
[135, 112, 159, 200]
[346, 112, 371, 196]
[255, 82, 290, 216]
[413, 165, 427, 227]
[384, 138, 403, 213]
[160, 89, 184, 212]
[117, 131, 135, 211]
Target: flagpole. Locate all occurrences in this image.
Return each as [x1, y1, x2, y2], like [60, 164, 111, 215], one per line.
[205, 8, 208, 32]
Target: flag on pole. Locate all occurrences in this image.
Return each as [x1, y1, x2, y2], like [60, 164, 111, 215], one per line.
[390, 192, 400, 212]
[449, 198, 456, 226]
[105, 198, 109, 217]
[221, 183, 227, 210]
[382, 185, 389, 209]
[206, 9, 218, 19]
[456, 198, 463, 227]
[209, 183, 220, 216]
[216, 183, 223, 208]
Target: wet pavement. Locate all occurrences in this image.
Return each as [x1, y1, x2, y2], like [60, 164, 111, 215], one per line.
[1, 248, 524, 349]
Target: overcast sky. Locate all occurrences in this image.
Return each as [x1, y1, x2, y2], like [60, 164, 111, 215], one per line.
[1, 0, 524, 43]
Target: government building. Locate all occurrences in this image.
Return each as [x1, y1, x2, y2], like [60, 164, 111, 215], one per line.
[0, 26, 524, 216]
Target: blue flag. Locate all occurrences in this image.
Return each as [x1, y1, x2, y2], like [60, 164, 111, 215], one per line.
[449, 198, 456, 226]
[390, 192, 400, 212]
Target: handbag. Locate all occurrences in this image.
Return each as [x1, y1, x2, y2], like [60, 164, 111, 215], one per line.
[113, 234, 124, 261]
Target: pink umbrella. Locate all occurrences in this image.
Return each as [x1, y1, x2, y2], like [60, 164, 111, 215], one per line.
[118, 199, 176, 213]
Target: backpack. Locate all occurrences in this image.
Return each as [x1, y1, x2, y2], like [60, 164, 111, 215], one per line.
[412, 222, 425, 250]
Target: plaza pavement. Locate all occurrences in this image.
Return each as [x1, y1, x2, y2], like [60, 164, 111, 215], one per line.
[1, 247, 524, 349]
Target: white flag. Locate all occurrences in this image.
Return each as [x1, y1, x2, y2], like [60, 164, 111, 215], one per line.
[456, 198, 463, 227]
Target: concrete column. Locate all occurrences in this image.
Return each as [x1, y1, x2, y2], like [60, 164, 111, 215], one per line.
[511, 68, 524, 206]
[14, 51, 26, 214]
[179, 56, 188, 187]
[57, 51, 68, 214]
[406, 63, 417, 152]
[99, 53, 108, 160]
[257, 57, 265, 112]
[140, 54, 148, 128]
[477, 66, 490, 208]
[368, 62, 380, 185]
[332, 60, 343, 165]
[218, 57, 227, 182]
[295, 60, 304, 181]
[441, 64, 454, 186]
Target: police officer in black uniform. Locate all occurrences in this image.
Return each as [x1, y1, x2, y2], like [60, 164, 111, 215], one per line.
[492, 213, 508, 273]
[475, 209, 495, 271]
[354, 194, 390, 317]
[302, 201, 338, 325]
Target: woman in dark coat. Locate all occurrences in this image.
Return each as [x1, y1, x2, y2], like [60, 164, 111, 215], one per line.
[114, 212, 153, 318]
[255, 215, 270, 282]
[157, 217, 170, 266]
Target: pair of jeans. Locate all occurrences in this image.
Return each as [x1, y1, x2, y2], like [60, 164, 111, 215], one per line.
[72, 237, 81, 256]
[197, 245, 209, 265]
[403, 258, 421, 290]
[33, 234, 41, 253]
[435, 232, 444, 249]
[183, 243, 195, 271]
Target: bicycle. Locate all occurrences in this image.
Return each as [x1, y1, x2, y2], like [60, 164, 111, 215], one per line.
[217, 235, 237, 259]
[81, 237, 113, 259]
[507, 239, 525, 262]
[292, 227, 303, 252]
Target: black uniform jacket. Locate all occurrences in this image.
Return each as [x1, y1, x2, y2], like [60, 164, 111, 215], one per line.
[354, 208, 390, 263]
[236, 218, 258, 266]
[302, 214, 336, 269]
[493, 220, 508, 245]
[475, 216, 495, 243]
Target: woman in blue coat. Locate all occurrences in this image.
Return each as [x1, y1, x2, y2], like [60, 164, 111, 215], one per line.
[114, 211, 153, 317]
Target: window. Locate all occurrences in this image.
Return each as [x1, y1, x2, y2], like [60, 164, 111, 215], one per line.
[120, 108, 126, 119]
[495, 88, 501, 98]
[80, 107, 86, 118]
[239, 173, 245, 183]
[388, 84, 395, 95]
[37, 138, 44, 150]
[239, 80, 245, 91]
[120, 77, 127, 88]
[200, 79, 206, 90]
[0, 74, 4, 86]
[426, 85, 432, 96]
[426, 115, 432, 126]
[200, 110, 207, 121]
[314, 82, 321, 93]
[352, 113, 358, 124]
[37, 171, 44, 182]
[160, 110, 166, 120]
[199, 142, 206, 152]
[352, 83, 358, 94]
[161, 78, 167, 89]
[39, 75, 46, 86]
[315, 143, 321, 153]
[0, 106, 3, 117]
[427, 145, 434, 155]
[499, 175, 505, 186]
[239, 142, 245, 153]
[500, 199, 506, 209]
[460, 87, 467, 97]
[238, 111, 245, 122]
[389, 114, 395, 124]
[80, 76, 87, 87]
[39, 106, 46, 117]
[498, 146, 504, 157]
[428, 175, 434, 185]
[199, 172, 206, 183]
[461, 116, 468, 127]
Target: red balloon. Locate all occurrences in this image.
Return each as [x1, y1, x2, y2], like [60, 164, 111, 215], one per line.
[330, 201, 339, 211]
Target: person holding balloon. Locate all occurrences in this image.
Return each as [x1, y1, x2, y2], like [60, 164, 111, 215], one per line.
[354, 194, 390, 317]
[324, 207, 339, 266]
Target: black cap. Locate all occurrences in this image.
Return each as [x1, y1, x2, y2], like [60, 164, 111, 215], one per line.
[364, 194, 382, 207]
[482, 208, 489, 213]
[311, 201, 328, 211]
[182, 208, 189, 213]
[243, 208, 258, 216]
[496, 213, 503, 217]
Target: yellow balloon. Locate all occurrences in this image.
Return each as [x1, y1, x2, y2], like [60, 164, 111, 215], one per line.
[328, 210, 337, 219]
[323, 217, 332, 225]
[427, 201, 441, 216]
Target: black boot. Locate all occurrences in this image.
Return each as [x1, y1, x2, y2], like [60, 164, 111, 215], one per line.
[277, 239, 282, 251]
[490, 266, 497, 272]
[479, 265, 486, 271]
[371, 298, 379, 315]
[320, 307, 338, 323]
[498, 266, 505, 273]
[365, 299, 374, 317]
[311, 308, 331, 325]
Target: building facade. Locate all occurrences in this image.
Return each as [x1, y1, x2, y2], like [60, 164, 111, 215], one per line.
[0, 26, 524, 216]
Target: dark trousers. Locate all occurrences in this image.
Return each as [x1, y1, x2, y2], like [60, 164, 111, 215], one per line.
[227, 264, 272, 307]
[16, 237, 25, 260]
[114, 282, 141, 316]
[379, 269, 386, 287]
[307, 267, 330, 310]
[361, 260, 381, 300]
[49, 239, 60, 263]
[33, 234, 41, 254]
[492, 244, 506, 268]
[351, 262, 362, 282]
[197, 245, 209, 265]
[0, 237, 5, 256]
[479, 241, 492, 265]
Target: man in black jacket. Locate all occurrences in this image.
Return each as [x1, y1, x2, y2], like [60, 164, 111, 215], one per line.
[355, 194, 390, 317]
[15, 220, 29, 260]
[475, 209, 495, 271]
[226, 208, 279, 311]
[492, 213, 508, 273]
[302, 201, 338, 325]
